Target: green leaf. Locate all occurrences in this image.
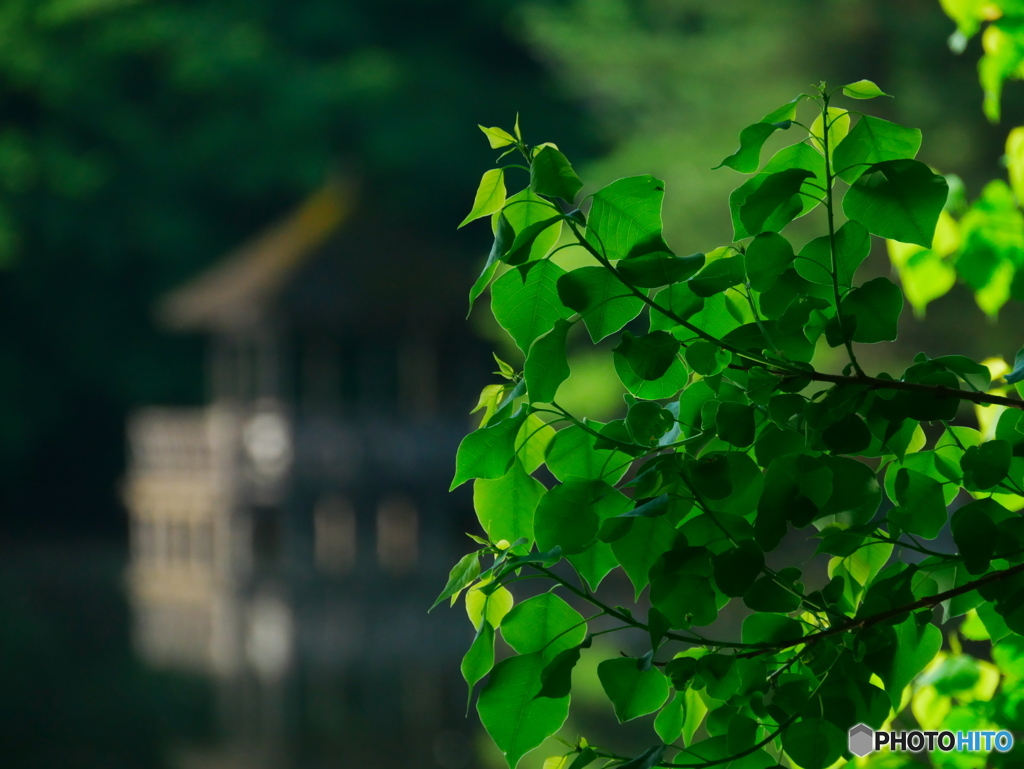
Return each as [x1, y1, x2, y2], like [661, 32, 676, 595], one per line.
[461, 168, 507, 228]
[611, 515, 678, 599]
[501, 593, 587, 661]
[794, 220, 870, 287]
[745, 232, 795, 292]
[1007, 347, 1024, 385]
[525, 319, 572, 403]
[781, 720, 845, 769]
[715, 122, 785, 174]
[567, 538, 621, 592]
[842, 79, 891, 100]
[929, 355, 991, 392]
[961, 440, 1012, 491]
[843, 159, 948, 247]
[474, 461, 545, 550]
[505, 215, 567, 266]
[478, 653, 570, 769]
[469, 213, 515, 314]
[480, 125, 517, 149]
[738, 168, 814, 237]
[433, 551, 481, 610]
[462, 620, 495, 703]
[616, 746, 667, 769]
[684, 340, 730, 377]
[617, 252, 705, 288]
[614, 331, 680, 381]
[587, 175, 667, 260]
[649, 282, 705, 332]
[891, 468, 947, 539]
[558, 266, 645, 343]
[654, 693, 685, 744]
[952, 500, 1000, 574]
[534, 479, 626, 555]
[466, 582, 515, 630]
[833, 115, 921, 182]
[712, 540, 764, 597]
[537, 645, 583, 699]
[817, 456, 881, 526]
[650, 548, 718, 627]
[531, 146, 583, 202]
[452, 410, 528, 489]
[492, 261, 573, 353]
[730, 145, 825, 240]
[822, 413, 871, 455]
[503, 189, 563, 263]
[810, 107, 850, 160]
[715, 402, 756, 448]
[688, 253, 747, 297]
[840, 277, 903, 343]
[547, 425, 632, 484]
[614, 347, 689, 400]
[865, 616, 942, 707]
[625, 401, 674, 445]
[516, 414, 556, 474]
[597, 658, 670, 722]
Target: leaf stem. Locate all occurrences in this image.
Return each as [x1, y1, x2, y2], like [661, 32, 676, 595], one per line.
[820, 91, 864, 377]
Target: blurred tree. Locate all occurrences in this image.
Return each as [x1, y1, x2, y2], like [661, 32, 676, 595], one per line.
[0, 0, 594, 539]
[516, 0, 1024, 378]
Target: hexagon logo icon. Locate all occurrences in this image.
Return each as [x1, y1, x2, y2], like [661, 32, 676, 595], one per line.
[848, 723, 874, 757]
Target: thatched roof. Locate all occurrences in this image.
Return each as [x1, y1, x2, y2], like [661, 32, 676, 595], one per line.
[158, 179, 354, 333]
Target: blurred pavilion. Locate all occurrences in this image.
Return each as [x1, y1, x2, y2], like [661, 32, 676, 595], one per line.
[123, 178, 489, 769]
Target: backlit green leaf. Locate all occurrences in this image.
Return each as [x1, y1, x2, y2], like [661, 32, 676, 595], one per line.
[745, 232, 794, 292]
[843, 159, 948, 247]
[587, 175, 667, 260]
[531, 145, 583, 202]
[452, 410, 528, 489]
[474, 461, 544, 550]
[781, 720, 844, 769]
[534, 479, 626, 555]
[478, 653, 570, 769]
[614, 331, 680, 381]
[479, 125, 517, 149]
[688, 253, 747, 297]
[611, 515, 678, 599]
[617, 251, 705, 288]
[842, 79, 891, 100]
[597, 658, 670, 722]
[461, 168, 507, 228]
[546, 425, 632, 483]
[558, 266, 645, 343]
[501, 592, 587, 661]
[462, 620, 495, 701]
[795, 220, 870, 286]
[865, 616, 942, 707]
[684, 339, 730, 377]
[840, 277, 903, 343]
[492, 261, 573, 353]
[525, 319, 572, 403]
[715, 122, 784, 174]
[433, 551, 481, 610]
[833, 115, 921, 182]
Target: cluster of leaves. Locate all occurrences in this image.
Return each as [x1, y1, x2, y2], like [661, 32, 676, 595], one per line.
[440, 82, 1024, 769]
[939, 0, 1024, 121]
[906, 1, 1024, 318]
